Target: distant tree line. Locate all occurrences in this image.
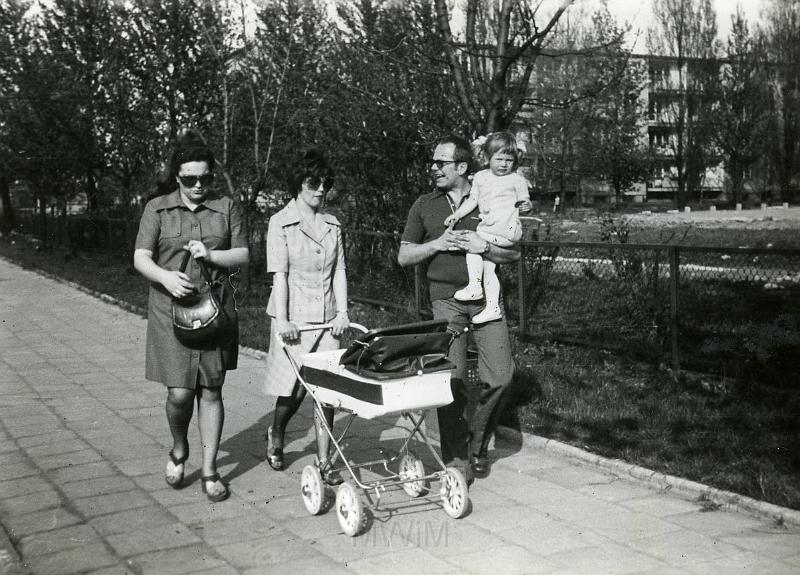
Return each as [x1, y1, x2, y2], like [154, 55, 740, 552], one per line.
[0, 0, 797, 241]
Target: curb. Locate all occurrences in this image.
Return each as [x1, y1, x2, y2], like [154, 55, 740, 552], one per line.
[4, 256, 799, 530]
[496, 425, 800, 528]
[0, 525, 27, 575]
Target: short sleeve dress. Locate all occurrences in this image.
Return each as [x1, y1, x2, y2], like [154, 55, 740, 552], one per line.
[135, 190, 248, 388]
[470, 170, 530, 246]
[263, 199, 346, 397]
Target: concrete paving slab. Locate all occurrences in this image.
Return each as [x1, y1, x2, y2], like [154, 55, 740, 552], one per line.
[18, 523, 100, 557]
[105, 522, 201, 557]
[125, 544, 228, 575]
[24, 542, 118, 575]
[71, 489, 154, 518]
[0, 489, 62, 517]
[88, 504, 180, 537]
[2, 508, 82, 539]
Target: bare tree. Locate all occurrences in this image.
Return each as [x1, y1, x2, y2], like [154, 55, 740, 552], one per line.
[648, 0, 719, 208]
[713, 9, 770, 205]
[759, 0, 800, 203]
[433, 0, 575, 134]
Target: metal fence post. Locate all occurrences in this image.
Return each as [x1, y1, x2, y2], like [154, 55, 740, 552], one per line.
[414, 265, 424, 320]
[669, 245, 680, 372]
[518, 243, 527, 336]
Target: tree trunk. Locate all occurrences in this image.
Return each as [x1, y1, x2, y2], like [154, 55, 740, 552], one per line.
[36, 189, 48, 250]
[0, 175, 15, 236]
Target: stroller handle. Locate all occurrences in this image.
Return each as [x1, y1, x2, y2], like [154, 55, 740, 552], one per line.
[276, 322, 369, 348]
[297, 322, 368, 334]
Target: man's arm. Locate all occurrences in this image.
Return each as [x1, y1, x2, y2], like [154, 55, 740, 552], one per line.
[456, 231, 521, 264]
[397, 228, 463, 267]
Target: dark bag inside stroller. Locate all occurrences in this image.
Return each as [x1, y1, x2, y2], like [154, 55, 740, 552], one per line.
[339, 319, 455, 380]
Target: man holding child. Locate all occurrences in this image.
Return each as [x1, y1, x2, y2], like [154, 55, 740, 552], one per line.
[398, 135, 520, 482]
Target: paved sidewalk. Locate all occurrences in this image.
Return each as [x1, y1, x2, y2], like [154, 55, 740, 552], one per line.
[1, 257, 799, 575]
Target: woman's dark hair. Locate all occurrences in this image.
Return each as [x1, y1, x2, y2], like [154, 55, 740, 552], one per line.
[154, 130, 215, 197]
[287, 148, 334, 196]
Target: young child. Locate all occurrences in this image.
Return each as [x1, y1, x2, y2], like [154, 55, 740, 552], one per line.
[444, 132, 532, 324]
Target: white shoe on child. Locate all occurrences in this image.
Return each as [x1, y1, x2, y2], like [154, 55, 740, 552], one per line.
[471, 306, 502, 324]
[454, 285, 484, 302]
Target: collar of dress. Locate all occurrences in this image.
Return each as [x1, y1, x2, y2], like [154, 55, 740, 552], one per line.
[159, 190, 227, 214]
[280, 199, 339, 243]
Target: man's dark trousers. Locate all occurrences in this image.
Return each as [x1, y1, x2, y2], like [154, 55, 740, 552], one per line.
[433, 297, 515, 469]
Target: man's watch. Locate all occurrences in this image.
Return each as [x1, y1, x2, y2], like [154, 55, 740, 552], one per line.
[481, 241, 491, 254]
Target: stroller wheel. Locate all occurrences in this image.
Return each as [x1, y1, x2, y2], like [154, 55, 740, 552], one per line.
[399, 452, 427, 497]
[440, 467, 469, 519]
[300, 464, 325, 515]
[335, 481, 365, 536]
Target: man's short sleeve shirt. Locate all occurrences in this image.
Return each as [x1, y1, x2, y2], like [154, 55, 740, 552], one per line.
[401, 190, 479, 302]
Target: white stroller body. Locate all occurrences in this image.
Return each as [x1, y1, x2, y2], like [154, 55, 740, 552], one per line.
[278, 321, 471, 536]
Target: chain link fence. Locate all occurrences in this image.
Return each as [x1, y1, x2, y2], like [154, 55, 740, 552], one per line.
[513, 242, 800, 385]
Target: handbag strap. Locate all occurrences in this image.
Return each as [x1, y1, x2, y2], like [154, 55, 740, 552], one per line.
[178, 249, 215, 286]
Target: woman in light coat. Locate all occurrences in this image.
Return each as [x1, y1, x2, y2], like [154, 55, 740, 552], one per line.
[264, 149, 348, 484]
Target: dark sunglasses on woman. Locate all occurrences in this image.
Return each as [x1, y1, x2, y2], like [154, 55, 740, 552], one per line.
[178, 174, 215, 187]
[306, 175, 335, 191]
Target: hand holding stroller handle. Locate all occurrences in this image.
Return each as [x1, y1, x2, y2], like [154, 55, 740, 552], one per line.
[277, 323, 369, 350]
[296, 323, 368, 333]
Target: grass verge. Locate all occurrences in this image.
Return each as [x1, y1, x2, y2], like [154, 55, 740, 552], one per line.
[1, 237, 798, 511]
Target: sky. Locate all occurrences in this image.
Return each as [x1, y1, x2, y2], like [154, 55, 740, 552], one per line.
[600, 0, 766, 50]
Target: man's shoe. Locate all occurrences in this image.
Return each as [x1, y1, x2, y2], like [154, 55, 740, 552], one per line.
[470, 452, 491, 478]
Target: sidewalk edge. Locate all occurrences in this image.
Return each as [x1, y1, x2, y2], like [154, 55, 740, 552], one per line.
[496, 425, 800, 528]
[0, 524, 27, 575]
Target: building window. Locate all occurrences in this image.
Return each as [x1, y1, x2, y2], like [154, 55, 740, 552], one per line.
[741, 165, 752, 180]
[650, 132, 671, 150]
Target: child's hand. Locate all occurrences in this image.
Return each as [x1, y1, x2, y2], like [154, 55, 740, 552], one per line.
[516, 199, 533, 213]
[443, 214, 458, 228]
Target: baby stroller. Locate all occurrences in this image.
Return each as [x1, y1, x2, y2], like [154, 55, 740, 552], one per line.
[277, 319, 470, 536]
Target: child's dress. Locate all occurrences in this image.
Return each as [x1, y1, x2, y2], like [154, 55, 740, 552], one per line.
[470, 170, 530, 246]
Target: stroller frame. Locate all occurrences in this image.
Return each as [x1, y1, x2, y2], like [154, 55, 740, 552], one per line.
[277, 323, 470, 536]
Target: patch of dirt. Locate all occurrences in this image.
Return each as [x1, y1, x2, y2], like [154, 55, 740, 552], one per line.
[626, 206, 800, 230]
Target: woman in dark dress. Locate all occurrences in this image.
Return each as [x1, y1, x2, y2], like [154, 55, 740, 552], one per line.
[133, 134, 248, 502]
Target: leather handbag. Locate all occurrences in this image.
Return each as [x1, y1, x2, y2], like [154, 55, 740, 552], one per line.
[339, 319, 456, 380]
[171, 251, 230, 346]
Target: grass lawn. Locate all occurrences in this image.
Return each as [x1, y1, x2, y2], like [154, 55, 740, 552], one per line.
[2, 226, 798, 512]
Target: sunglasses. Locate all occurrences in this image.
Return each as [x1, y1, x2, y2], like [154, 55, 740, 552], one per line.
[431, 160, 458, 170]
[306, 176, 335, 191]
[177, 174, 214, 187]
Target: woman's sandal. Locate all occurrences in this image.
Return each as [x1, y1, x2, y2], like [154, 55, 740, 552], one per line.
[319, 459, 343, 486]
[201, 474, 230, 503]
[165, 449, 188, 489]
[266, 427, 284, 471]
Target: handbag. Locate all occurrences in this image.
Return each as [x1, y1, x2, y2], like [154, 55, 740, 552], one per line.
[171, 251, 231, 346]
[339, 319, 456, 380]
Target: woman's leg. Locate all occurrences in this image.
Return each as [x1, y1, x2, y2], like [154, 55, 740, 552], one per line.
[271, 380, 307, 448]
[165, 387, 195, 484]
[314, 405, 335, 462]
[196, 386, 224, 476]
[166, 387, 195, 459]
[196, 385, 227, 498]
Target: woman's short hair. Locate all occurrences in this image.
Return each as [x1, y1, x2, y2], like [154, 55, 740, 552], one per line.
[287, 148, 334, 196]
[482, 132, 519, 165]
[154, 130, 215, 197]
